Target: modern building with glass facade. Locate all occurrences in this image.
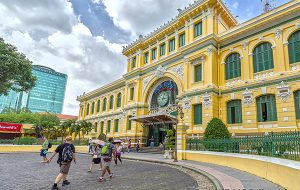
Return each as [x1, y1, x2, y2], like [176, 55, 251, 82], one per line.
[77, 0, 300, 150]
[0, 65, 67, 114]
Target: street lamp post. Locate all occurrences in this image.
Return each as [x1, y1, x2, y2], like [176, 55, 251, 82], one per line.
[174, 99, 184, 162]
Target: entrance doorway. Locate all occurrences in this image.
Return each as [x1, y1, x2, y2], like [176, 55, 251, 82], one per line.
[148, 123, 173, 146]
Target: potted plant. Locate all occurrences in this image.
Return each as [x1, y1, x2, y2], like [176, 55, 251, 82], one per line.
[164, 130, 175, 159]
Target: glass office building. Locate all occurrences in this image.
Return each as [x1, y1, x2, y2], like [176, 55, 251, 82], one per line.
[0, 65, 67, 114]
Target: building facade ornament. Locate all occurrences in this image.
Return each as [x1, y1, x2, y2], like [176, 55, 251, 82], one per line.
[154, 65, 166, 78]
[274, 29, 282, 40]
[169, 64, 184, 79]
[207, 47, 213, 56]
[277, 81, 291, 102]
[242, 41, 249, 50]
[183, 96, 191, 110]
[202, 92, 212, 109]
[242, 88, 254, 107]
[142, 75, 154, 93]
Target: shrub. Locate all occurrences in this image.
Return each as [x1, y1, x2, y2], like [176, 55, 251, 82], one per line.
[165, 130, 175, 150]
[98, 133, 106, 141]
[204, 118, 230, 140]
[13, 137, 37, 145]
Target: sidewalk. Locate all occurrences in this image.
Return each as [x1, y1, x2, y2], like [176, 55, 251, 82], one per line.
[122, 153, 284, 190]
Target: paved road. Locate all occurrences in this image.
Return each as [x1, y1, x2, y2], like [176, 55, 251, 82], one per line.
[0, 153, 204, 190]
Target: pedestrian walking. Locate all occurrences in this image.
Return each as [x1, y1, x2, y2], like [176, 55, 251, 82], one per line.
[88, 138, 93, 153]
[40, 136, 50, 162]
[127, 139, 131, 153]
[88, 144, 102, 172]
[149, 136, 154, 148]
[121, 141, 125, 154]
[46, 136, 76, 190]
[114, 144, 122, 165]
[99, 138, 115, 182]
[136, 139, 140, 152]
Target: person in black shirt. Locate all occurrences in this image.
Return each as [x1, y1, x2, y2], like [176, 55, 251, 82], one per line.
[46, 136, 76, 190]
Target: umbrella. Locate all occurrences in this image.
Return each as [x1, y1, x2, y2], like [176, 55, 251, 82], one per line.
[92, 139, 105, 145]
[113, 139, 123, 144]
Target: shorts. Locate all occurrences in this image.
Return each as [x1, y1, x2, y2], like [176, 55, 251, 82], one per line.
[60, 162, 71, 175]
[92, 158, 101, 164]
[102, 157, 112, 168]
[40, 149, 47, 157]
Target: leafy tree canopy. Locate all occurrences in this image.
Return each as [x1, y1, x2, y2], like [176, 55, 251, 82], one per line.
[0, 38, 36, 95]
[204, 118, 230, 140]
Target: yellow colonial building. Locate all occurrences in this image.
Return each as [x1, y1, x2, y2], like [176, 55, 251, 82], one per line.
[77, 0, 300, 146]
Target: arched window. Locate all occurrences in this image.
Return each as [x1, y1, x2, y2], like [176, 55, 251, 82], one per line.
[107, 120, 111, 133]
[102, 98, 107, 111]
[86, 103, 90, 115]
[97, 100, 100, 113]
[256, 95, 277, 122]
[114, 119, 119, 132]
[94, 122, 98, 132]
[227, 100, 242, 124]
[225, 53, 241, 80]
[294, 90, 300, 119]
[100, 121, 104, 134]
[117, 93, 122, 108]
[91, 102, 95, 114]
[253, 42, 274, 73]
[109, 95, 114, 110]
[288, 30, 300, 64]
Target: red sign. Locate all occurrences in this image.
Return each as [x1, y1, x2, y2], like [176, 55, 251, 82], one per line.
[0, 122, 22, 133]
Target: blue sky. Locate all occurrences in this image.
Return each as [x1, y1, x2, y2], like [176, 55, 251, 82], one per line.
[0, 0, 292, 114]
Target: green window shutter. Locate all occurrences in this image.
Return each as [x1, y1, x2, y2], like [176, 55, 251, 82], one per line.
[107, 121, 111, 133]
[132, 57, 136, 68]
[253, 43, 274, 73]
[179, 33, 185, 47]
[97, 100, 100, 112]
[128, 116, 132, 130]
[103, 99, 107, 111]
[114, 119, 119, 132]
[91, 102, 95, 114]
[193, 104, 202, 125]
[169, 39, 175, 52]
[152, 48, 157, 60]
[109, 96, 114, 109]
[227, 100, 242, 124]
[256, 95, 277, 122]
[288, 30, 300, 64]
[225, 53, 241, 80]
[295, 91, 300, 119]
[101, 122, 104, 134]
[194, 64, 202, 82]
[130, 87, 134, 100]
[144, 52, 149, 64]
[86, 104, 90, 115]
[160, 43, 166, 56]
[117, 93, 121, 107]
[194, 22, 202, 38]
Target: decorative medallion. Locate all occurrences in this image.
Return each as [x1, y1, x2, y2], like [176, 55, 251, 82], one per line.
[202, 92, 212, 109]
[122, 109, 127, 119]
[154, 65, 166, 78]
[277, 81, 291, 102]
[242, 41, 249, 50]
[183, 96, 191, 110]
[242, 88, 254, 106]
[274, 29, 282, 40]
[169, 64, 184, 79]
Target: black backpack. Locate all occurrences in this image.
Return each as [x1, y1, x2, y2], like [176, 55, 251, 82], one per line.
[61, 145, 73, 162]
[48, 142, 52, 149]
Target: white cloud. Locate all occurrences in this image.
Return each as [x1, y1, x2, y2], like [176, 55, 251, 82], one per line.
[102, 0, 195, 37]
[0, 0, 127, 115]
[232, 2, 239, 9]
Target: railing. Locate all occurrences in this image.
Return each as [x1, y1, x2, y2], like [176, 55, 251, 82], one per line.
[186, 131, 300, 161]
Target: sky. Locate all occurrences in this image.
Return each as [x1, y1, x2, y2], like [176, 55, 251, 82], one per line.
[0, 0, 290, 115]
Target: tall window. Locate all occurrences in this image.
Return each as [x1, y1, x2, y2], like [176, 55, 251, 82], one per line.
[130, 87, 134, 101]
[160, 43, 166, 56]
[86, 103, 90, 115]
[131, 57, 136, 68]
[102, 98, 107, 111]
[117, 93, 122, 108]
[94, 122, 98, 132]
[194, 22, 202, 38]
[179, 33, 185, 47]
[227, 100, 242, 124]
[144, 52, 149, 64]
[80, 107, 83, 116]
[256, 95, 277, 122]
[288, 30, 300, 64]
[91, 102, 95, 114]
[128, 116, 132, 130]
[151, 48, 157, 60]
[169, 38, 175, 52]
[107, 120, 111, 133]
[193, 104, 202, 125]
[225, 53, 241, 80]
[97, 100, 100, 112]
[109, 95, 114, 110]
[253, 42, 274, 73]
[100, 121, 104, 134]
[114, 119, 119, 132]
[194, 64, 202, 82]
[294, 90, 300, 119]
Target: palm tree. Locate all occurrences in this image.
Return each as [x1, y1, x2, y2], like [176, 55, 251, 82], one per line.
[80, 120, 93, 139]
[60, 119, 76, 141]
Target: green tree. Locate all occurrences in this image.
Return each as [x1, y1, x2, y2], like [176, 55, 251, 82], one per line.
[166, 130, 175, 150]
[79, 120, 93, 139]
[0, 38, 36, 95]
[98, 133, 106, 141]
[37, 113, 60, 140]
[204, 118, 230, 140]
[60, 119, 76, 140]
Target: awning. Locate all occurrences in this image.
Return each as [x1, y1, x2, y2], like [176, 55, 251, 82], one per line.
[130, 113, 177, 126]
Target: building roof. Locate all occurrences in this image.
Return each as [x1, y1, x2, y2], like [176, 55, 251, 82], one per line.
[56, 114, 78, 120]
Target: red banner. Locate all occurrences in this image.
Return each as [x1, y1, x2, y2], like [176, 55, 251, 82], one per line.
[0, 122, 22, 133]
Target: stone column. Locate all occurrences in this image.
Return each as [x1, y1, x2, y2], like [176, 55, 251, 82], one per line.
[177, 124, 189, 160]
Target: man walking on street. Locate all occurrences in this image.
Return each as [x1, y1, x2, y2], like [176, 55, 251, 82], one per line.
[46, 136, 76, 190]
[99, 138, 115, 182]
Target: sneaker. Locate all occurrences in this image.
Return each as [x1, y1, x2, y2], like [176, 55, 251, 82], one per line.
[51, 185, 59, 190]
[109, 173, 113, 179]
[62, 180, 70, 186]
[98, 177, 105, 182]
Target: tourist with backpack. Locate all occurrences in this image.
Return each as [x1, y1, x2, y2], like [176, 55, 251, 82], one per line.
[40, 136, 50, 162]
[99, 138, 115, 182]
[46, 136, 76, 190]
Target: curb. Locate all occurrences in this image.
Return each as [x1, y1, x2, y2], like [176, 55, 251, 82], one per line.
[122, 156, 223, 190]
